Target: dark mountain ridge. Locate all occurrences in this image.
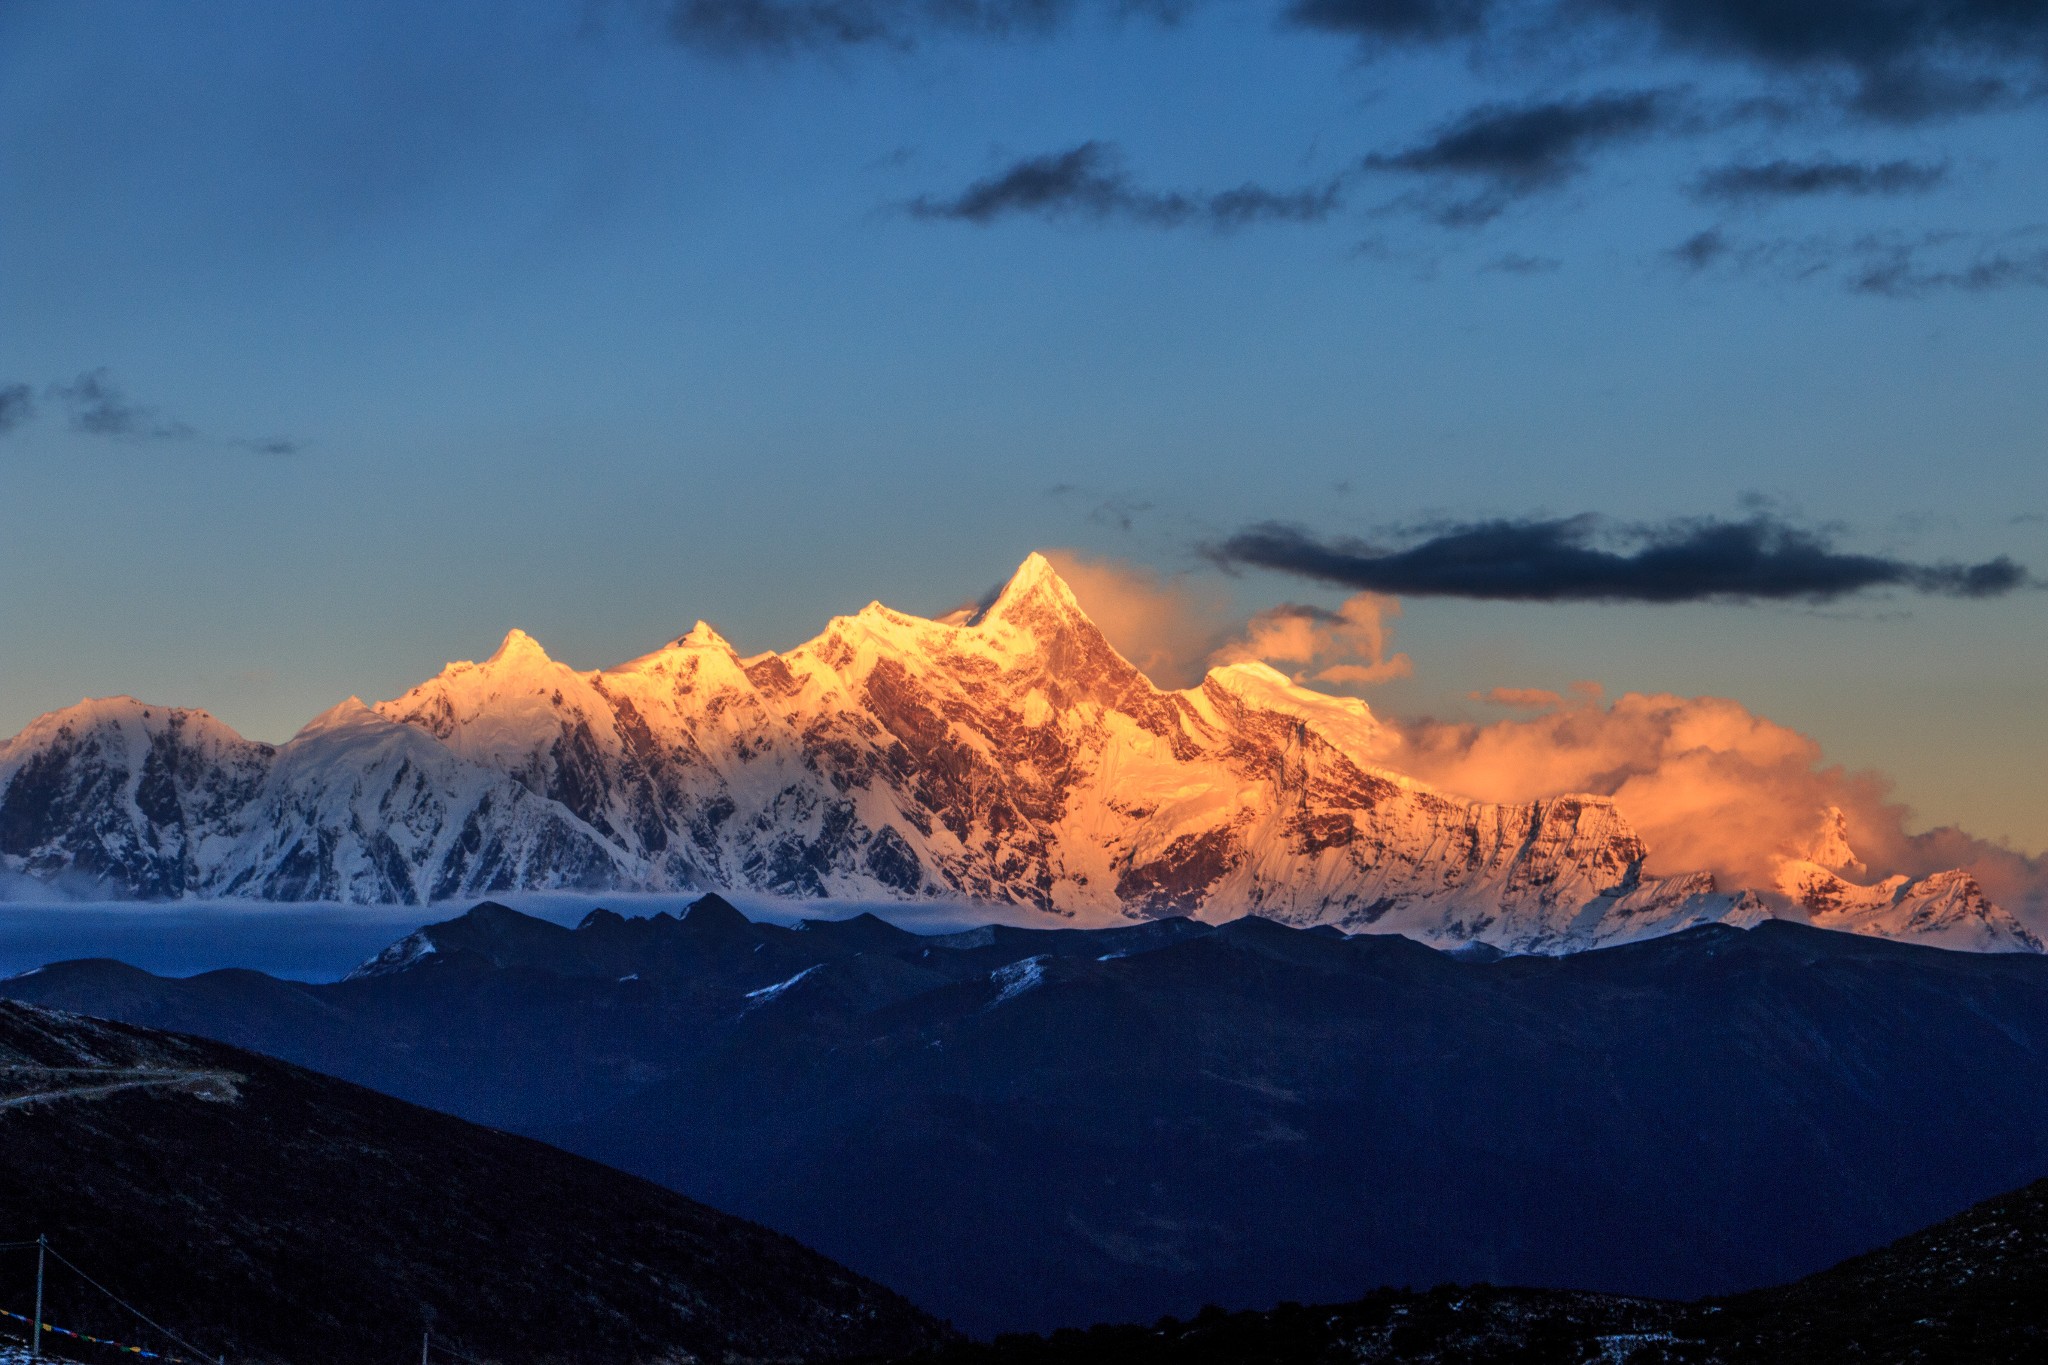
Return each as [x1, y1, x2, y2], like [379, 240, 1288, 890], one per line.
[10, 899, 2048, 1336]
[0, 999, 947, 1365]
[897, 1171, 2048, 1363]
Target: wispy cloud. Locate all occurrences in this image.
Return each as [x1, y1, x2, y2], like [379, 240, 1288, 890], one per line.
[661, 0, 1188, 55]
[1088, 496, 1153, 531]
[48, 368, 196, 441]
[1851, 235, 2048, 295]
[908, 141, 1343, 229]
[0, 384, 33, 436]
[1669, 225, 2048, 294]
[1361, 91, 1676, 224]
[1694, 156, 1949, 202]
[1, 368, 310, 453]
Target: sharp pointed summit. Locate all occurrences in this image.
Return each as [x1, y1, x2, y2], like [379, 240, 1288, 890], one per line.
[0, 558, 2034, 955]
[484, 627, 555, 669]
[972, 551, 1088, 631]
[677, 619, 735, 652]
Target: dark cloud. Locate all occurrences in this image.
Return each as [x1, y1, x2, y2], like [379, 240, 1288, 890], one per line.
[47, 369, 195, 441]
[241, 437, 306, 457]
[1208, 514, 2032, 602]
[1695, 156, 1949, 200]
[1585, 0, 2048, 119]
[661, 0, 2048, 90]
[1588, 0, 2045, 72]
[908, 141, 1343, 228]
[654, 0, 2031, 263]
[1286, 0, 2048, 121]
[659, 0, 2048, 135]
[1285, 0, 1491, 43]
[1362, 91, 1674, 224]
[0, 384, 33, 435]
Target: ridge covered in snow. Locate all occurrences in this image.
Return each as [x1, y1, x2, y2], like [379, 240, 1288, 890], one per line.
[0, 554, 2034, 954]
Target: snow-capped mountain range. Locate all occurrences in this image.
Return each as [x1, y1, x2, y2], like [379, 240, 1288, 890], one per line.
[0, 554, 2035, 953]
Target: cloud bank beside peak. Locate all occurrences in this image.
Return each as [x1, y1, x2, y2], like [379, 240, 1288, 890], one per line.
[1390, 684, 2048, 926]
[1042, 549, 1416, 689]
[1020, 547, 2047, 927]
[1209, 513, 2031, 603]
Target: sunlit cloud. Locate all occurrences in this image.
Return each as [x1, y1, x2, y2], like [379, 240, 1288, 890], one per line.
[1042, 549, 1235, 687]
[1212, 593, 1414, 686]
[1385, 684, 2047, 926]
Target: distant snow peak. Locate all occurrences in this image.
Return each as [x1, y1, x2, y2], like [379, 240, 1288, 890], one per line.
[1767, 808, 2036, 953]
[1801, 806, 1868, 878]
[0, 553, 2034, 956]
[1776, 858, 2040, 954]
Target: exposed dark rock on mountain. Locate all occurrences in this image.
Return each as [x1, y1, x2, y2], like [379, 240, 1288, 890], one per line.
[4, 556, 2025, 952]
[0, 1000, 946, 1365]
[10, 900, 2048, 1336]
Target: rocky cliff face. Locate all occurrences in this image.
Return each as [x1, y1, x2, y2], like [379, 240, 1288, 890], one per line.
[0, 555, 2034, 953]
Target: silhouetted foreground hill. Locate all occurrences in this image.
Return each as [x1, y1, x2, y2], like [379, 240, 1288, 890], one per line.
[12, 900, 2048, 1334]
[0, 1001, 947, 1365]
[892, 1174, 2048, 1363]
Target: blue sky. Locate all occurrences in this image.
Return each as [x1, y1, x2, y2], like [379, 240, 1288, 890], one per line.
[2, 0, 2044, 851]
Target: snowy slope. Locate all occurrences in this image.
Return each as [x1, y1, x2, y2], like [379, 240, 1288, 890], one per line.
[1777, 861, 2042, 953]
[0, 697, 271, 897]
[0, 555, 2034, 954]
[212, 699, 633, 902]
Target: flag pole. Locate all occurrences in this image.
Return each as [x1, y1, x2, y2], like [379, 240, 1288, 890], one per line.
[31, 1234, 46, 1360]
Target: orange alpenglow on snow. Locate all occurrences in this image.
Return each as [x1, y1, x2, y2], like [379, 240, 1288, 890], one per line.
[0, 555, 2036, 955]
